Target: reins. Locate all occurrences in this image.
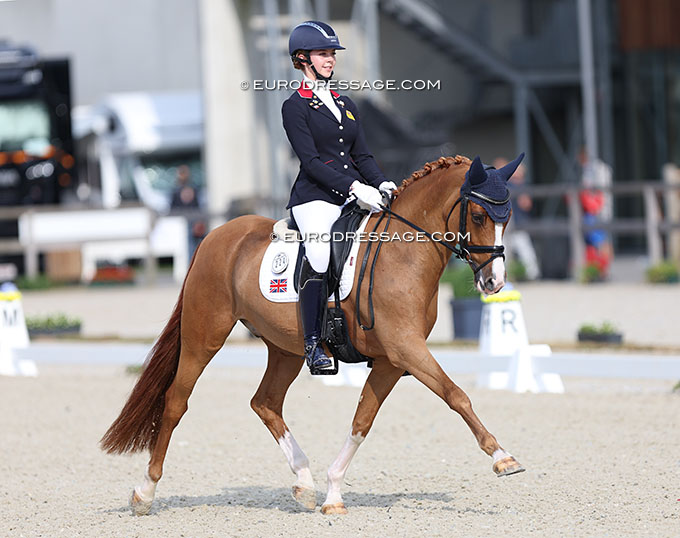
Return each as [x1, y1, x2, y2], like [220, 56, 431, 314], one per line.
[355, 190, 507, 331]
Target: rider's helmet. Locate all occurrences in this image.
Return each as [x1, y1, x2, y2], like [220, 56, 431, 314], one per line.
[289, 21, 345, 80]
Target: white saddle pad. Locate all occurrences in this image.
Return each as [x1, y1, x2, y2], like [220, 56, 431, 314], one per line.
[259, 215, 370, 303]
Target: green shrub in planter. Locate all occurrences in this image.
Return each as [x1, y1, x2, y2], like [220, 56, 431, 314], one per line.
[577, 321, 622, 344]
[645, 261, 679, 283]
[26, 313, 82, 336]
[440, 266, 479, 298]
[580, 263, 603, 283]
[507, 260, 527, 282]
[16, 275, 56, 290]
[441, 265, 482, 340]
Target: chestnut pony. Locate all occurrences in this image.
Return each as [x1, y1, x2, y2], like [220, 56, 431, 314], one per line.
[101, 155, 524, 516]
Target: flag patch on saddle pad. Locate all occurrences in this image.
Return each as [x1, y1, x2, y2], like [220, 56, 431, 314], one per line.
[269, 278, 287, 293]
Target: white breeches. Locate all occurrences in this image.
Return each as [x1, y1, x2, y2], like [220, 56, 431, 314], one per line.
[291, 200, 342, 273]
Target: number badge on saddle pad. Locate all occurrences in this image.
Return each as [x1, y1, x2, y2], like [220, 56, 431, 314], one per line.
[271, 252, 289, 274]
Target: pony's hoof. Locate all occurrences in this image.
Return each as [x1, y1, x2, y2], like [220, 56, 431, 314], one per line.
[493, 456, 525, 477]
[130, 489, 153, 516]
[292, 485, 316, 510]
[321, 502, 348, 515]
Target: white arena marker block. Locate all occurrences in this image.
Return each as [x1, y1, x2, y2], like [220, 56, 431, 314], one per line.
[321, 363, 368, 387]
[477, 285, 563, 393]
[0, 285, 37, 378]
[478, 287, 528, 357]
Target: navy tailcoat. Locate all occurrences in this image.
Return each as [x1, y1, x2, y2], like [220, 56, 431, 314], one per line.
[282, 82, 387, 209]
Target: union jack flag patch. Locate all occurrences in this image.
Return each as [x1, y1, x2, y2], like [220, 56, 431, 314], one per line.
[270, 278, 287, 293]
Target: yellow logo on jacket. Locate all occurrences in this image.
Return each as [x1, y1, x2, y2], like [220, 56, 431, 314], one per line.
[345, 110, 355, 121]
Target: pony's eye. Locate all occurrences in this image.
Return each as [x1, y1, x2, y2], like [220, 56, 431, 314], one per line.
[471, 213, 485, 225]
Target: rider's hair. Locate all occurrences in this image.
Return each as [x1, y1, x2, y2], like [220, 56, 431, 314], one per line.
[291, 50, 306, 70]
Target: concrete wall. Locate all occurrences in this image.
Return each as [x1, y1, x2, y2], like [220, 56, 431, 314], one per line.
[0, 0, 202, 106]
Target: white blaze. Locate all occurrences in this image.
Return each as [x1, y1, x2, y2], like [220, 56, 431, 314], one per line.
[491, 223, 506, 285]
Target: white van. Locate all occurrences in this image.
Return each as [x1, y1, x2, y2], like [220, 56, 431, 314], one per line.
[73, 91, 204, 212]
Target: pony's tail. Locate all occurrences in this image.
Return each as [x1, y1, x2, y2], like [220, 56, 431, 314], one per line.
[100, 260, 194, 454]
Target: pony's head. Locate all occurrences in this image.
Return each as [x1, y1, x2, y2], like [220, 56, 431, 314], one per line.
[455, 153, 525, 295]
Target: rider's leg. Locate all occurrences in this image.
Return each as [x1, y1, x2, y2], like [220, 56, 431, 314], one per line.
[291, 200, 342, 371]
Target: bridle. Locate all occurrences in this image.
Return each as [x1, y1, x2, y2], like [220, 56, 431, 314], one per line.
[356, 187, 508, 331]
[381, 188, 508, 275]
[444, 190, 508, 274]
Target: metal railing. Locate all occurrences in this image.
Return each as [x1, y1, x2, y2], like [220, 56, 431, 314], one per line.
[509, 180, 680, 278]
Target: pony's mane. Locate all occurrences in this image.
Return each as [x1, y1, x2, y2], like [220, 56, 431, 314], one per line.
[395, 155, 471, 196]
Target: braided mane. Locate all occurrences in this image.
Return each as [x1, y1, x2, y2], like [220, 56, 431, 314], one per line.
[395, 155, 471, 196]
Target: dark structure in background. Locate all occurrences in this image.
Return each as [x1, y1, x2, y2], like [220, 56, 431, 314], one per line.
[0, 41, 77, 273]
[0, 42, 77, 206]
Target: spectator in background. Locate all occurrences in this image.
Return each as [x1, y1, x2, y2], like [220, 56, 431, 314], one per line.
[579, 149, 613, 279]
[171, 165, 205, 256]
[495, 157, 541, 280]
[171, 165, 198, 209]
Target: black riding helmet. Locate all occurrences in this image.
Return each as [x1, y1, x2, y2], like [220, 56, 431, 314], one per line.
[289, 21, 345, 81]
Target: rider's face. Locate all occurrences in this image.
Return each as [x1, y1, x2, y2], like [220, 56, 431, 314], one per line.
[306, 49, 336, 79]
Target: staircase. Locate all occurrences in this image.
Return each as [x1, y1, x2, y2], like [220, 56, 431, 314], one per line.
[379, 0, 579, 87]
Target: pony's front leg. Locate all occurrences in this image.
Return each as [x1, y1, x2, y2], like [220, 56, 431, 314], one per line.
[322, 359, 404, 515]
[251, 343, 316, 509]
[387, 337, 524, 477]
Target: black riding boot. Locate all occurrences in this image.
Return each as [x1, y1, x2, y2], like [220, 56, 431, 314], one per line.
[298, 257, 333, 372]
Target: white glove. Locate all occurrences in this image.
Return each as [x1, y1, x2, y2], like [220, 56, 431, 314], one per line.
[378, 181, 398, 194]
[349, 180, 383, 211]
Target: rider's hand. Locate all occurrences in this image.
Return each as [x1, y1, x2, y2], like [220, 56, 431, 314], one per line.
[349, 181, 384, 212]
[378, 181, 398, 195]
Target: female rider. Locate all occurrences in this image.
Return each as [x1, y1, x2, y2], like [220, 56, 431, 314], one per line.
[282, 20, 397, 372]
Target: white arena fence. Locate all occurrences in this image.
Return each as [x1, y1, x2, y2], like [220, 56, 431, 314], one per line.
[15, 342, 680, 382]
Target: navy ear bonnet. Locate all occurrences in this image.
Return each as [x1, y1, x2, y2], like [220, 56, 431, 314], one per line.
[461, 153, 525, 223]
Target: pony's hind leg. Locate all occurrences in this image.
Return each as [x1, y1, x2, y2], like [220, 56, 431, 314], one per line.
[130, 311, 237, 515]
[387, 338, 524, 477]
[249, 342, 315, 509]
[321, 359, 405, 515]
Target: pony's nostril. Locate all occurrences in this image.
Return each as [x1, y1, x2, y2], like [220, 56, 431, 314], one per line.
[485, 278, 495, 291]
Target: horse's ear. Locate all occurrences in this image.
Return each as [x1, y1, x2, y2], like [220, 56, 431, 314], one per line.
[498, 152, 525, 182]
[468, 156, 486, 186]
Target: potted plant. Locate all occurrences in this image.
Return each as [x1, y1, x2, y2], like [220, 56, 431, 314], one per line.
[577, 321, 623, 345]
[26, 313, 82, 338]
[580, 263, 604, 283]
[507, 259, 528, 282]
[441, 265, 482, 340]
[645, 261, 679, 283]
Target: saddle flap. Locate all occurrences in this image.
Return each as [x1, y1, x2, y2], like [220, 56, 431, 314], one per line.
[328, 201, 369, 292]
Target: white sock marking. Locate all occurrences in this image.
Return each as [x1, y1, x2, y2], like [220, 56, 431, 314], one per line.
[323, 432, 365, 506]
[135, 469, 158, 502]
[492, 448, 511, 463]
[278, 431, 314, 490]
